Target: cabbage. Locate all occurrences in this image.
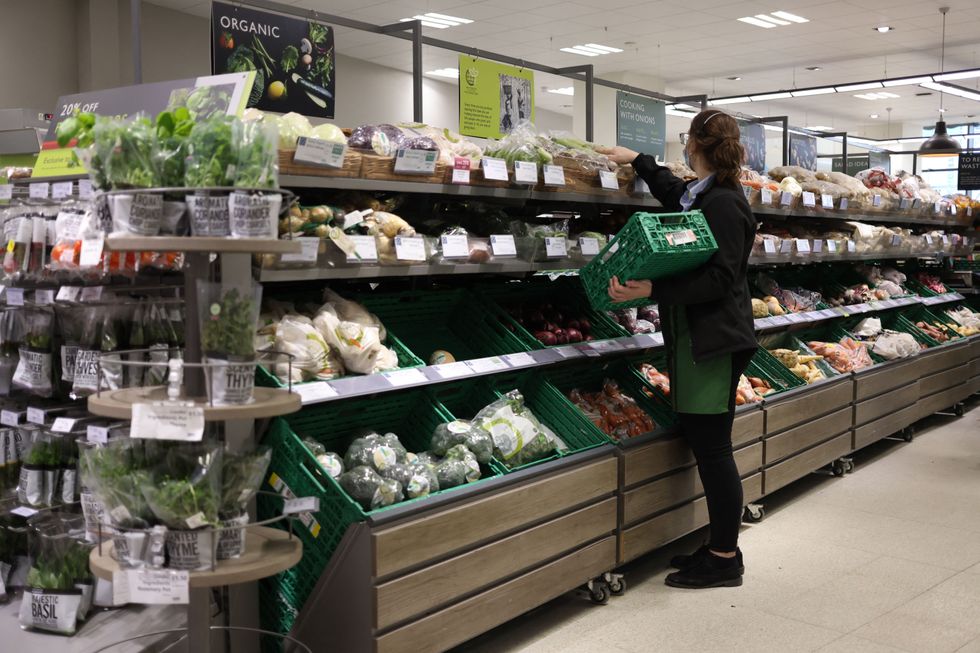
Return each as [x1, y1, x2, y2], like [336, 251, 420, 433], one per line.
[311, 122, 345, 144]
[279, 112, 313, 148]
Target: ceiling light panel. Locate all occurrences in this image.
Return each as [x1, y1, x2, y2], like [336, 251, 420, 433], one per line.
[560, 47, 599, 56]
[835, 82, 883, 91]
[749, 92, 793, 101]
[933, 69, 980, 81]
[561, 43, 622, 57]
[882, 76, 934, 87]
[708, 96, 751, 105]
[922, 81, 980, 101]
[771, 11, 808, 23]
[426, 68, 459, 78]
[547, 87, 574, 95]
[739, 11, 807, 28]
[737, 17, 777, 28]
[791, 87, 836, 96]
[854, 92, 899, 100]
[754, 14, 790, 25]
[400, 13, 472, 28]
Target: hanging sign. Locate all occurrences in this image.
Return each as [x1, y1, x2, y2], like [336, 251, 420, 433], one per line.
[738, 121, 766, 173]
[957, 153, 980, 191]
[458, 55, 535, 139]
[789, 134, 817, 171]
[211, 1, 336, 117]
[615, 92, 666, 160]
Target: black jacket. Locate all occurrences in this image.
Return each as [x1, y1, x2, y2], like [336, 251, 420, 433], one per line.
[632, 154, 758, 363]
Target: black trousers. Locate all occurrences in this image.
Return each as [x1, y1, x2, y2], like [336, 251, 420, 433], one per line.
[676, 349, 755, 553]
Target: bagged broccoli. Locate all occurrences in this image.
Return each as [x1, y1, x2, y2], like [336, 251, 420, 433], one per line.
[430, 420, 493, 465]
[413, 451, 440, 468]
[381, 462, 434, 500]
[434, 458, 468, 489]
[443, 444, 481, 483]
[380, 433, 409, 463]
[302, 438, 344, 479]
[343, 434, 399, 473]
[473, 390, 566, 469]
[338, 465, 402, 510]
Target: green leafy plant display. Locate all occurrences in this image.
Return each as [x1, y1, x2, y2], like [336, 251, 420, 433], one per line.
[201, 289, 258, 358]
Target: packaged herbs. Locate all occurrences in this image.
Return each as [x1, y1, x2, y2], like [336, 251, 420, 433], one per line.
[185, 114, 238, 187]
[217, 448, 271, 560]
[234, 119, 279, 189]
[12, 308, 55, 397]
[199, 281, 262, 405]
[0, 308, 23, 396]
[93, 114, 160, 189]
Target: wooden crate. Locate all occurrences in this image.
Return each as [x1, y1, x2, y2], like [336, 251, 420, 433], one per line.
[278, 147, 362, 177]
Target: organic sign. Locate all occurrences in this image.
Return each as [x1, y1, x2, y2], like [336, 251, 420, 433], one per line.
[789, 133, 817, 170]
[957, 153, 980, 190]
[211, 1, 336, 117]
[739, 121, 766, 173]
[458, 55, 535, 139]
[616, 92, 665, 159]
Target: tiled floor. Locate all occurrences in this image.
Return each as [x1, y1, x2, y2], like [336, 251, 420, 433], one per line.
[454, 399, 980, 653]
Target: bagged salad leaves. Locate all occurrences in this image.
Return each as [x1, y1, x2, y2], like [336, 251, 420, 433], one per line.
[217, 447, 271, 560]
[185, 113, 238, 187]
[153, 106, 193, 188]
[12, 308, 55, 398]
[338, 465, 402, 511]
[430, 420, 493, 465]
[482, 121, 554, 167]
[312, 290, 398, 375]
[234, 119, 279, 189]
[199, 281, 262, 405]
[473, 390, 566, 469]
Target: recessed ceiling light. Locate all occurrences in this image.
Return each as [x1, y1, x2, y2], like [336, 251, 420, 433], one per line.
[727, 76, 742, 81]
[738, 16, 776, 28]
[771, 11, 809, 23]
[854, 91, 900, 100]
[426, 68, 459, 79]
[560, 43, 622, 57]
[869, 113, 880, 118]
[546, 86, 574, 96]
[874, 26, 894, 33]
[754, 14, 791, 25]
[708, 96, 751, 105]
[805, 66, 822, 71]
[749, 91, 793, 101]
[400, 13, 473, 28]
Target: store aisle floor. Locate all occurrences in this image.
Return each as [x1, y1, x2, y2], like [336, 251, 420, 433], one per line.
[453, 400, 980, 653]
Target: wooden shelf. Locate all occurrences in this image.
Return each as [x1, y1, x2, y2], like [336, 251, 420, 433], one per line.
[89, 526, 302, 588]
[106, 236, 303, 254]
[87, 386, 301, 420]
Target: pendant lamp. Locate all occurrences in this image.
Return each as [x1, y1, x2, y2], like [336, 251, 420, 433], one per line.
[920, 7, 961, 155]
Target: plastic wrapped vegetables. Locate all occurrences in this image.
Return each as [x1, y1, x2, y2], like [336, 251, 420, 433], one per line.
[472, 390, 566, 469]
[430, 420, 493, 464]
[339, 466, 402, 511]
[184, 114, 238, 187]
[234, 119, 279, 188]
[93, 114, 160, 189]
[380, 462, 436, 499]
[343, 433, 405, 473]
[482, 122, 553, 167]
[347, 124, 404, 156]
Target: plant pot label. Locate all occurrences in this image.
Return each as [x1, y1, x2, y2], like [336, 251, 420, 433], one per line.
[514, 161, 538, 184]
[481, 158, 508, 181]
[440, 234, 470, 259]
[203, 356, 256, 406]
[13, 348, 53, 396]
[131, 403, 205, 441]
[17, 464, 44, 507]
[19, 587, 83, 635]
[217, 513, 250, 560]
[229, 192, 281, 239]
[394, 149, 438, 174]
[80, 491, 106, 543]
[165, 529, 215, 571]
[185, 194, 230, 237]
[294, 137, 347, 169]
[113, 569, 189, 605]
[60, 466, 77, 504]
[71, 349, 103, 396]
[490, 234, 517, 257]
[110, 193, 163, 236]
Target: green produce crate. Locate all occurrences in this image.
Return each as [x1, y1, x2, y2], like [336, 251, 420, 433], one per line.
[479, 279, 629, 349]
[545, 359, 677, 443]
[629, 351, 672, 405]
[746, 347, 807, 395]
[903, 276, 941, 298]
[886, 309, 948, 348]
[757, 331, 841, 382]
[359, 288, 530, 363]
[433, 372, 612, 473]
[798, 322, 887, 367]
[580, 210, 718, 311]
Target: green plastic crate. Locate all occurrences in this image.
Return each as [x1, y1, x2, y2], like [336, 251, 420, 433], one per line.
[433, 372, 612, 473]
[580, 211, 718, 311]
[902, 276, 940, 298]
[479, 279, 629, 349]
[545, 359, 677, 443]
[630, 351, 673, 405]
[756, 331, 841, 382]
[886, 309, 948, 348]
[747, 347, 807, 394]
[798, 322, 887, 367]
[360, 288, 531, 362]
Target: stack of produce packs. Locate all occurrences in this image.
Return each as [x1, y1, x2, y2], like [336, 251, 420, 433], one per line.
[303, 391, 566, 511]
[567, 380, 656, 441]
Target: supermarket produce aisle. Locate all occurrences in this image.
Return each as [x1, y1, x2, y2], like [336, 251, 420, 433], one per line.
[453, 400, 980, 653]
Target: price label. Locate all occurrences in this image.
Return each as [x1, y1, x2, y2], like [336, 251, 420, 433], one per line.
[588, 339, 625, 353]
[293, 382, 338, 403]
[924, 235, 934, 246]
[872, 194, 882, 208]
[131, 403, 205, 441]
[942, 235, 950, 247]
[113, 569, 189, 605]
[56, 286, 81, 302]
[0, 184, 12, 200]
[393, 148, 438, 174]
[466, 357, 509, 373]
[780, 191, 793, 207]
[502, 352, 536, 367]
[796, 239, 810, 254]
[293, 137, 347, 168]
[481, 157, 508, 181]
[544, 237, 568, 258]
[543, 164, 565, 186]
[51, 181, 73, 200]
[553, 345, 583, 359]
[761, 188, 773, 204]
[29, 182, 49, 199]
[812, 239, 823, 254]
[771, 315, 792, 326]
[490, 234, 517, 257]
[785, 312, 806, 323]
[87, 425, 109, 444]
[819, 309, 839, 319]
[80, 286, 104, 302]
[51, 417, 77, 433]
[949, 203, 957, 215]
[346, 235, 379, 262]
[432, 362, 474, 379]
[891, 234, 902, 247]
[283, 497, 320, 515]
[599, 170, 619, 190]
[763, 240, 777, 255]
[27, 407, 46, 424]
[821, 194, 834, 209]
[0, 410, 23, 426]
[847, 240, 857, 253]
[78, 179, 93, 200]
[742, 185, 752, 201]
[826, 239, 837, 253]
[5, 288, 24, 306]
[383, 368, 428, 387]
[779, 239, 793, 254]
[514, 161, 538, 184]
[968, 207, 973, 217]
[440, 234, 470, 259]
[451, 157, 471, 184]
[394, 236, 427, 262]
[579, 237, 601, 256]
[78, 234, 105, 268]
[934, 202, 942, 215]
[33, 289, 55, 305]
[279, 237, 320, 263]
[900, 198, 911, 210]
[839, 197, 849, 211]
[11, 506, 39, 518]
[802, 191, 816, 208]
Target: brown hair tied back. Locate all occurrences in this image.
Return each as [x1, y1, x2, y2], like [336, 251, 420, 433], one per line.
[688, 109, 744, 190]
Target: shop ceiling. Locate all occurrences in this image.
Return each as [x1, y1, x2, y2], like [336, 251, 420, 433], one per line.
[160, 0, 980, 134]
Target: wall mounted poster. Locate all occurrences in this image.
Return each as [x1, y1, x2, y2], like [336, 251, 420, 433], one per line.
[616, 92, 665, 159]
[789, 133, 817, 170]
[211, 1, 336, 118]
[739, 121, 766, 173]
[958, 153, 980, 191]
[459, 55, 535, 139]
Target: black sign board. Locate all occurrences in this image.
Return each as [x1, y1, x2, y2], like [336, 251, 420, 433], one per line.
[957, 153, 980, 191]
[831, 155, 871, 176]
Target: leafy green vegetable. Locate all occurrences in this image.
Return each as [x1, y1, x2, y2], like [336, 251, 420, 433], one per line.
[55, 112, 96, 148]
[309, 21, 327, 46]
[234, 120, 278, 188]
[220, 449, 271, 516]
[201, 288, 258, 357]
[93, 115, 159, 188]
[281, 45, 299, 73]
[250, 36, 275, 77]
[184, 114, 238, 187]
[311, 51, 333, 89]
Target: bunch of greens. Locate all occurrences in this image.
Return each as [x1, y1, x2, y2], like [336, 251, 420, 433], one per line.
[200, 284, 261, 359]
[79, 439, 155, 527]
[153, 107, 194, 187]
[234, 120, 279, 189]
[141, 442, 222, 529]
[93, 115, 160, 189]
[184, 114, 238, 187]
[226, 37, 275, 108]
[25, 512, 90, 590]
[219, 448, 271, 517]
[55, 112, 96, 149]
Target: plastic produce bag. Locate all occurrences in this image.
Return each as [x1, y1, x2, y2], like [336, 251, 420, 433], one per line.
[338, 465, 402, 511]
[199, 281, 263, 405]
[12, 308, 55, 398]
[380, 462, 434, 499]
[481, 121, 553, 167]
[217, 448, 271, 560]
[443, 444, 481, 483]
[93, 114, 159, 189]
[312, 301, 398, 375]
[871, 331, 919, 360]
[272, 314, 344, 382]
[184, 114, 238, 187]
[343, 433, 400, 473]
[234, 119, 278, 189]
[430, 420, 493, 464]
[852, 317, 883, 338]
[347, 124, 404, 156]
[472, 390, 566, 469]
[301, 439, 344, 480]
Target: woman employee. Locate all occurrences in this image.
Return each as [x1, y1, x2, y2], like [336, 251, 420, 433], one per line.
[597, 109, 758, 589]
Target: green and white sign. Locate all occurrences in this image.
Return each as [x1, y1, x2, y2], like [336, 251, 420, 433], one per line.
[616, 92, 665, 159]
[458, 55, 535, 139]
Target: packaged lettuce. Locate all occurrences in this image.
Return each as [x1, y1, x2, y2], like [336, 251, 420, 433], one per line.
[473, 390, 566, 469]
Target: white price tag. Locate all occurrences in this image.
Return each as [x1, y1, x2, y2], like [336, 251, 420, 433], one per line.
[80, 286, 104, 302]
[78, 235, 105, 268]
[588, 339, 625, 353]
[580, 237, 600, 256]
[763, 240, 777, 255]
[821, 194, 834, 209]
[341, 209, 369, 231]
[924, 235, 934, 246]
[802, 191, 816, 208]
[543, 164, 565, 186]
[466, 357, 509, 373]
[51, 417, 76, 433]
[394, 236, 427, 262]
[742, 185, 752, 201]
[949, 203, 956, 215]
[599, 170, 620, 190]
[451, 157, 471, 184]
[839, 197, 849, 210]
[761, 188, 773, 204]
[553, 345, 583, 358]
[780, 191, 793, 207]
[27, 407, 46, 424]
[942, 235, 950, 246]
[293, 137, 347, 169]
[812, 239, 823, 254]
[502, 352, 536, 367]
[432, 362, 473, 379]
[514, 161, 538, 184]
[114, 569, 189, 605]
[56, 286, 81, 302]
[383, 368, 428, 387]
[393, 148, 438, 174]
[284, 496, 320, 515]
[826, 239, 837, 253]
[847, 240, 857, 253]
[0, 184, 12, 200]
[891, 234, 902, 247]
[293, 382, 338, 403]
[490, 234, 517, 257]
[785, 312, 806, 323]
[11, 506, 39, 518]
[440, 234, 470, 259]
[77, 179, 93, 200]
[481, 157, 509, 181]
[544, 237, 568, 258]
[29, 182, 49, 199]
[795, 239, 810, 254]
[5, 288, 24, 306]
[872, 194, 882, 208]
[346, 235, 379, 262]
[33, 289, 55, 305]
[87, 425, 109, 444]
[0, 410, 22, 427]
[934, 201, 942, 215]
[51, 181, 73, 200]
[819, 309, 838, 319]
[779, 239, 793, 254]
[900, 198, 911, 210]
[131, 403, 205, 441]
[279, 237, 320, 263]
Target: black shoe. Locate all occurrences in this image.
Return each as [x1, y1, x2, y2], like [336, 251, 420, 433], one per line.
[670, 545, 745, 574]
[665, 551, 744, 589]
